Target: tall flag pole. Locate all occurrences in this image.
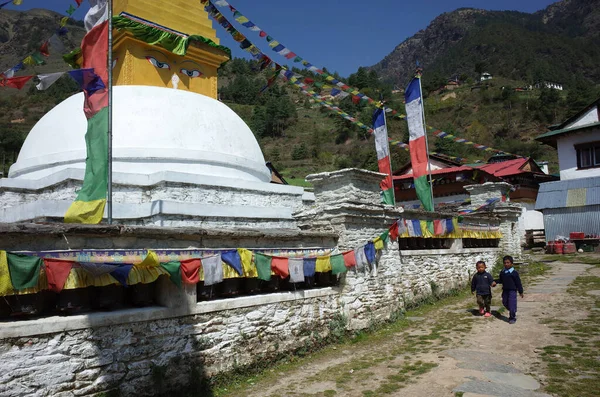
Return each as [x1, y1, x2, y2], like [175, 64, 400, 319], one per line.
[107, 0, 113, 224]
[372, 106, 395, 205]
[64, 0, 110, 224]
[404, 70, 434, 212]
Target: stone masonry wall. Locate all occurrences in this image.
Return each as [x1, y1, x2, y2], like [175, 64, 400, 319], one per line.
[0, 245, 499, 397]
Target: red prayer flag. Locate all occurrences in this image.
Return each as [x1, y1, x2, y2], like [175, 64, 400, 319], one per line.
[40, 41, 50, 56]
[75, 0, 83, 5]
[342, 251, 357, 268]
[43, 259, 73, 293]
[304, 77, 314, 84]
[0, 75, 34, 89]
[259, 31, 267, 37]
[434, 219, 443, 235]
[81, 20, 109, 118]
[352, 95, 360, 104]
[180, 258, 201, 284]
[285, 52, 296, 60]
[271, 257, 289, 278]
[389, 222, 399, 240]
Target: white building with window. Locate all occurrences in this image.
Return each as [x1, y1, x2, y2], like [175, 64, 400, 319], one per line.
[535, 98, 600, 240]
[480, 72, 493, 81]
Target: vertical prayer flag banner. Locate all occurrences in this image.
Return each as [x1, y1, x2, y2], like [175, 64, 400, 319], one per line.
[372, 108, 394, 205]
[65, 0, 109, 224]
[405, 77, 433, 212]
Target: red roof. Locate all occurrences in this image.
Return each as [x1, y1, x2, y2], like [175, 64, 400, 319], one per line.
[476, 158, 533, 177]
[393, 165, 475, 180]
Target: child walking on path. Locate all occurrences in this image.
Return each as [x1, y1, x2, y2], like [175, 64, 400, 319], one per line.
[494, 255, 524, 324]
[471, 260, 494, 317]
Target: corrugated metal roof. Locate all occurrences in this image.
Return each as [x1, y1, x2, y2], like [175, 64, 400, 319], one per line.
[536, 177, 600, 210]
[478, 158, 529, 177]
[536, 121, 600, 142]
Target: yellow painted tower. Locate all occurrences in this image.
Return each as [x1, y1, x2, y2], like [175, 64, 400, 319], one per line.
[112, 0, 229, 98]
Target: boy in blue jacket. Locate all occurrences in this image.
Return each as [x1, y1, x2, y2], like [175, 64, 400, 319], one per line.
[471, 260, 494, 317]
[494, 255, 524, 324]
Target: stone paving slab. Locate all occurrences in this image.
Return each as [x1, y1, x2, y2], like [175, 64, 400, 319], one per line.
[483, 371, 541, 390]
[454, 380, 552, 397]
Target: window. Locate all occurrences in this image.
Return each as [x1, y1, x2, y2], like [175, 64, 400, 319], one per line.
[575, 141, 600, 169]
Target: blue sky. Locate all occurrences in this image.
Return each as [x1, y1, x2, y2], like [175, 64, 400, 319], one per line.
[4, 0, 558, 77]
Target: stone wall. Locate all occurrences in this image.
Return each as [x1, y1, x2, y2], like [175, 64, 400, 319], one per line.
[0, 245, 499, 397]
[0, 169, 515, 396]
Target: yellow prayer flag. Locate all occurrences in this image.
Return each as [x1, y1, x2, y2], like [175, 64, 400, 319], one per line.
[60, 16, 69, 27]
[137, 250, 160, 267]
[315, 256, 332, 273]
[237, 248, 257, 278]
[0, 251, 14, 296]
[374, 237, 384, 251]
[22, 56, 35, 66]
[12, 0, 23, 5]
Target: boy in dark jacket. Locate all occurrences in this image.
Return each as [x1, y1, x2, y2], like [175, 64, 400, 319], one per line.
[471, 260, 494, 317]
[494, 255, 524, 324]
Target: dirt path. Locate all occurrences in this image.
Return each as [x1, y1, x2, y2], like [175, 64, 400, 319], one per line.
[219, 259, 595, 397]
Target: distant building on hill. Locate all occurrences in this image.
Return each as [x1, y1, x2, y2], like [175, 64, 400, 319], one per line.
[534, 81, 563, 91]
[444, 78, 460, 90]
[480, 72, 493, 81]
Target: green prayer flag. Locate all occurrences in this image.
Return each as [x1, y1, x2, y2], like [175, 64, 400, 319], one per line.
[7, 253, 42, 290]
[379, 230, 390, 243]
[31, 52, 45, 65]
[330, 254, 346, 275]
[254, 253, 272, 281]
[66, 4, 76, 15]
[160, 261, 182, 288]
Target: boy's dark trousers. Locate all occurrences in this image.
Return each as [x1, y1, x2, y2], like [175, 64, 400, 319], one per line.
[476, 294, 491, 312]
[502, 290, 518, 320]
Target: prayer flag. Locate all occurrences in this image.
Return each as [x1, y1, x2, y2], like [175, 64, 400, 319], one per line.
[65, 0, 109, 224]
[330, 254, 346, 275]
[221, 250, 243, 276]
[372, 108, 394, 205]
[342, 251, 357, 268]
[160, 261, 182, 288]
[288, 258, 304, 283]
[0, 251, 14, 296]
[405, 76, 433, 211]
[389, 222, 399, 240]
[202, 254, 223, 286]
[80, 262, 118, 277]
[67, 68, 105, 94]
[66, 4, 76, 15]
[434, 219, 443, 235]
[6, 253, 42, 290]
[0, 75, 34, 89]
[39, 41, 50, 56]
[315, 256, 331, 273]
[180, 259, 201, 284]
[60, 16, 69, 27]
[254, 253, 272, 281]
[364, 242, 376, 264]
[43, 259, 73, 293]
[271, 257, 289, 278]
[303, 258, 316, 278]
[36, 72, 65, 91]
[110, 265, 133, 287]
[354, 246, 368, 271]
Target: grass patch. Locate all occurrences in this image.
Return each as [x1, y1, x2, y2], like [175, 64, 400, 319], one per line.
[365, 361, 438, 395]
[540, 254, 600, 266]
[539, 272, 600, 396]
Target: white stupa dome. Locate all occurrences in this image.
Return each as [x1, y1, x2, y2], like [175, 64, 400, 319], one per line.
[9, 86, 270, 183]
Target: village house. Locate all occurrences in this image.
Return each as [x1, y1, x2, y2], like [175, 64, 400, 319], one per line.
[480, 72, 493, 81]
[394, 154, 557, 235]
[535, 97, 600, 242]
[534, 80, 564, 91]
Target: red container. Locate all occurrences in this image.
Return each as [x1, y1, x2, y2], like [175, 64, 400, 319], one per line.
[570, 232, 585, 240]
[545, 241, 555, 254]
[563, 242, 576, 254]
[554, 241, 564, 254]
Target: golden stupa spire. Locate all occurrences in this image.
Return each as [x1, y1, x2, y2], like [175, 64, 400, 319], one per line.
[112, 0, 229, 98]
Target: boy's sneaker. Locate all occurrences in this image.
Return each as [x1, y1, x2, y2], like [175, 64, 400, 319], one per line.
[479, 308, 485, 315]
[509, 319, 516, 324]
[484, 312, 492, 317]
